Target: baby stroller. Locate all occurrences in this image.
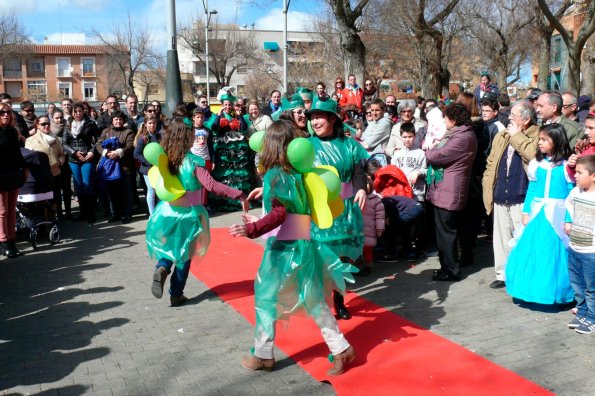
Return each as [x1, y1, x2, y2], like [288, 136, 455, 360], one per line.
[16, 148, 60, 249]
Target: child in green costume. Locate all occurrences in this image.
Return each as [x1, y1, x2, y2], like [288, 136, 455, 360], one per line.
[229, 120, 357, 376]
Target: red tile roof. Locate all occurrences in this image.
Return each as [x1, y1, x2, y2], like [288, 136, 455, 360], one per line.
[2, 44, 128, 55]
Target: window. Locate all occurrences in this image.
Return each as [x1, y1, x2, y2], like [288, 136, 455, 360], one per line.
[57, 57, 71, 77]
[3, 59, 21, 78]
[83, 81, 96, 101]
[27, 80, 47, 101]
[148, 84, 159, 95]
[58, 82, 72, 98]
[552, 37, 562, 64]
[81, 57, 95, 77]
[237, 67, 248, 74]
[28, 58, 45, 77]
[5, 81, 23, 99]
[194, 61, 207, 75]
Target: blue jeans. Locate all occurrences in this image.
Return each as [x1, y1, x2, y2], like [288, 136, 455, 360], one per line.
[70, 162, 95, 196]
[156, 259, 191, 298]
[568, 248, 595, 323]
[143, 174, 157, 215]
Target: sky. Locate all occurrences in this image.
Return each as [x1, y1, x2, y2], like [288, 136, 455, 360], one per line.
[4, 0, 320, 49]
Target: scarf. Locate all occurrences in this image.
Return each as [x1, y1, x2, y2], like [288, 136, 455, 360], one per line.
[71, 119, 83, 138]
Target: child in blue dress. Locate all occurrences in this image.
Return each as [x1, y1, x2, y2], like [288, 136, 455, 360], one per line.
[506, 123, 574, 304]
[229, 120, 357, 376]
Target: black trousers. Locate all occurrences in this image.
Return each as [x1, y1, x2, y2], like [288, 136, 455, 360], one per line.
[434, 207, 461, 277]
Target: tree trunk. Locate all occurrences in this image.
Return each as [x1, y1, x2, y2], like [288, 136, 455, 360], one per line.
[496, 66, 508, 93]
[537, 33, 552, 90]
[336, 18, 366, 84]
[567, 44, 583, 97]
[580, 37, 595, 95]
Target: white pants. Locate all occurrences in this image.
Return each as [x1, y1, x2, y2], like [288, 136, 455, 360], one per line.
[253, 303, 350, 359]
[493, 203, 524, 281]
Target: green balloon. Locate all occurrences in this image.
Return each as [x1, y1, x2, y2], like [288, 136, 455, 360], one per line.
[249, 130, 266, 152]
[143, 142, 165, 166]
[311, 167, 341, 201]
[287, 138, 315, 173]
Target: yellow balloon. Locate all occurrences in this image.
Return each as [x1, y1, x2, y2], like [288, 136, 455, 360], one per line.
[146, 151, 186, 202]
[303, 172, 333, 229]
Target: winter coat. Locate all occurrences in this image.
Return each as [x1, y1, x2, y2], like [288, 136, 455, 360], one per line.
[62, 118, 99, 162]
[482, 124, 539, 215]
[339, 85, 364, 111]
[362, 191, 385, 247]
[95, 126, 135, 174]
[385, 118, 427, 156]
[362, 117, 392, 153]
[425, 124, 477, 211]
[25, 131, 65, 176]
[373, 165, 413, 198]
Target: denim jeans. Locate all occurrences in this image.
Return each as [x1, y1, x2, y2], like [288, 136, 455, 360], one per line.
[156, 258, 191, 298]
[568, 248, 595, 323]
[70, 162, 95, 196]
[143, 174, 157, 215]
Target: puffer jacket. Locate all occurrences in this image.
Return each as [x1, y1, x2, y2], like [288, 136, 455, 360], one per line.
[25, 131, 65, 176]
[482, 124, 539, 214]
[425, 124, 477, 211]
[362, 191, 385, 247]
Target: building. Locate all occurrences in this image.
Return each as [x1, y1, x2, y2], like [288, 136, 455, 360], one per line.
[531, 11, 594, 92]
[178, 24, 325, 102]
[0, 44, 128, 104]
[133, 69, 195, 104]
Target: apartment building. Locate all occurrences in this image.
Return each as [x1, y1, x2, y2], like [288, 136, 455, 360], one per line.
[0, 44, 127, 104]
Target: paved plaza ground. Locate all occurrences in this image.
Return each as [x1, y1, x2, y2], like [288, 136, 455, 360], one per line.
[1, 209, 594, 395]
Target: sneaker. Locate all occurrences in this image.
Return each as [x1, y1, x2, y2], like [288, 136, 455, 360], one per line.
[568, 316, 585, 329]
[378, 253, 399, 263]
[575, 320, 595, 334]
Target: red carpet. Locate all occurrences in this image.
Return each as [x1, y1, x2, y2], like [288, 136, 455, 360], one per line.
[191, 228, 552, 395]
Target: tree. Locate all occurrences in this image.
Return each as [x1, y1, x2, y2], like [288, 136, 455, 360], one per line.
[324, 0, 371, 84]
[538, 0, 595, 96]
[87, 13, 163, 96]
[470, 0, 535, 90]
[178, 20, 258, 88]
[0, 10, 33, 66]
[534, 0, 572, 90]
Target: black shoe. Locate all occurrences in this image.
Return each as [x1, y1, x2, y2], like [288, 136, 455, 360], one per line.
[354, 267, 372, 277]
[335, 305, 352, 320]
[489, 280, 506, 289]
[107, 216, 122, 223]
[3, 240, 20, 258]
[432, 271, 460, 282]
[121, 217, 132, 224]
[151, 268, 168, 298]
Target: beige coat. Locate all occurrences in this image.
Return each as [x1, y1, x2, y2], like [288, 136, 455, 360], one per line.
[482, 124, 539, 215]
[25, 131, 65, 176]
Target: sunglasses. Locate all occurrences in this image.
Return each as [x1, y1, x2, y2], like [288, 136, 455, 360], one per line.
[146, 109, 155, 113]
[39, 122, 50, 126]
[199, 101, 207, 104]
[0, 110, 10, 115]
[293, 109, 306, 115]
[23, 108, 34, 112]
[401, 110, 413, 113]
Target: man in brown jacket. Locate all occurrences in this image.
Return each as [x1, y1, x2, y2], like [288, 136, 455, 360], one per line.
[482, 100, 539, 289]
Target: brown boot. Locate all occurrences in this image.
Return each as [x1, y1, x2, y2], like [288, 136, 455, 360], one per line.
[151, 267, 168, 299]
[327, 345, 355, 376]
[170, 295, 188, 307]
[241, 355, 275, 372]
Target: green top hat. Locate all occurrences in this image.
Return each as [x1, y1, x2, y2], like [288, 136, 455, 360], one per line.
[307, 97, 339, 117]
[219, 93, 236, 103]
[281, 94, 305, 110]
[295, 87, 314, 101]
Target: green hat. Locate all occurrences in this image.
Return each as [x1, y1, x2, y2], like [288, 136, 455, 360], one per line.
[219, 93, 236, 103]
[281, 94, 305, 110]
[295, 87, 314, 101]
[307, 97, 339, 118]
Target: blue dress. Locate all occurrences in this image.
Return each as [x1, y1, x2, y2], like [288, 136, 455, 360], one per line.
[505, 159, 574, 304]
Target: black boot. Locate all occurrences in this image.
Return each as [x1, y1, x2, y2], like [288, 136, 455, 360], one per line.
[333, 291, 351, 320]
[63, 197, 73, 220]
[86, 194, 97, 223]
[3, 240, 20, 258]
[74, 194, 86, 222]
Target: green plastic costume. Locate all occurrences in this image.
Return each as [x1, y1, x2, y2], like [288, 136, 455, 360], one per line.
[146, 153, 211, 270]
[254, 166, 357, 338]
[210, 111, 253, 211]
[309, 135, 370, 262]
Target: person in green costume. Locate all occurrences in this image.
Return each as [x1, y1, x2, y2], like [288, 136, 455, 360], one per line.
[308, 97, 370, 320]
[147, 118, 248, 307]
[229, 120, 357, 376]
[210, 89, 252, 211]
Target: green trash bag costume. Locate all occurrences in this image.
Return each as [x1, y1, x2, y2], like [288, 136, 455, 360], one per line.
[145, 153, 211, 269]
[254, 166, 357, 339]
[309, 135, 370, 262]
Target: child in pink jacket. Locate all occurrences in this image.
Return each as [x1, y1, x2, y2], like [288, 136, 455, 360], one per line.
[360, 177, 385, 276]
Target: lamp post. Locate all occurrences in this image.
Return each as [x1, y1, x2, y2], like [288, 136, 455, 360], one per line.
[202, 0, 217, 104]
[165, 0, 182, 116]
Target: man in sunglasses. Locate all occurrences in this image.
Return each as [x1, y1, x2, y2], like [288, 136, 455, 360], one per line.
[20, 101, 37, 136]
[96, 94, 127, 133]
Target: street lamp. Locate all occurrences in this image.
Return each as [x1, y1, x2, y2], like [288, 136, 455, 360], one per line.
[202, 0, 217, 104]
